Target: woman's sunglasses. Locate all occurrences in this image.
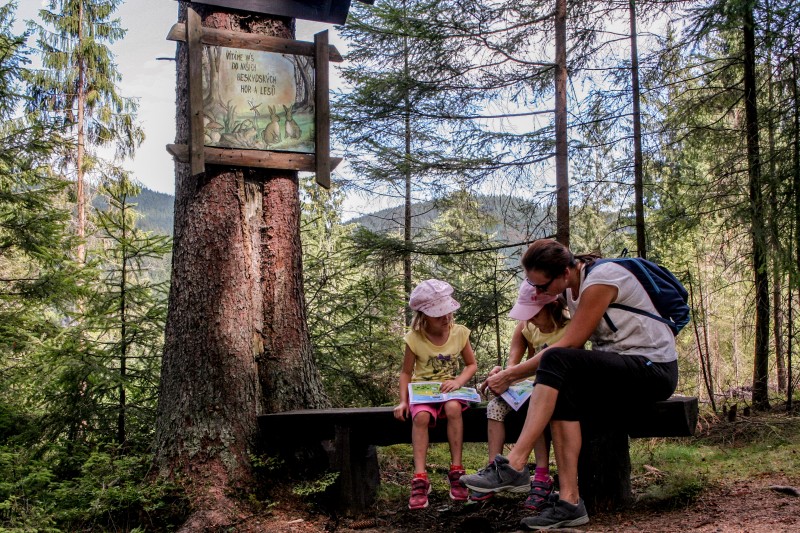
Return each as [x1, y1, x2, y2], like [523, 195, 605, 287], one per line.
[526, 277, 554, 292]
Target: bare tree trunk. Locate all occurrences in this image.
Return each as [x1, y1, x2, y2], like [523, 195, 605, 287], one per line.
[790, 50, 799, 412]
[154, 4, 327, 530]
[629, 0, 646, 259]
[554, 0, 569, 246]
[403, 20, 413, 326]
[76, 1, 86, 264]
[742, 4, 770, 410]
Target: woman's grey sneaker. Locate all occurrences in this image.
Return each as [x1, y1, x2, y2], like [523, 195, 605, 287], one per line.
[459, 454, 530, 494]
[520, 498, 589, 530]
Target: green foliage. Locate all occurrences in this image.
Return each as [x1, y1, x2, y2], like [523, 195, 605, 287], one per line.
[0, 444, 187, 532]
[302, 177, 405, 407]
[291, 471, 340, 498]
[25, 0, 143, 159]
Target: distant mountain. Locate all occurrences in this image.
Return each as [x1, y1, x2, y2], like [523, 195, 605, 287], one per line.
[93, 186, 175, 237]
[112, 189, 554, 247]
[348, 194, 553, 246]
[132, 187, 175, 236]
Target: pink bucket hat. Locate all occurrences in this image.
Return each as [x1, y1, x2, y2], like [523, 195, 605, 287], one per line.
[508, 280, 558, 321]
[409, 279, 461, 318]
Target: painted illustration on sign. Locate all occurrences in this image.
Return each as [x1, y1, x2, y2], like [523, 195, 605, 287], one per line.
[202, 45, 315, 153]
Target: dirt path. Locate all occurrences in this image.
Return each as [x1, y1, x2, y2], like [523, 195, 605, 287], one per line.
[248, 473, 800, 532]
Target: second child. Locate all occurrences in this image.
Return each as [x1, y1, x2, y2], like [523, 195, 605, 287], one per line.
[472, 282, 570, 510]
[393, 279, 478, 509]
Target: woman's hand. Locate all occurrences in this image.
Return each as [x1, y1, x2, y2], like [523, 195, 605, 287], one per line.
[486, 368, 515, 395]
[439, 379, 460, 393]
[393, 401, 409, 421]
[480, 365, 503, 394]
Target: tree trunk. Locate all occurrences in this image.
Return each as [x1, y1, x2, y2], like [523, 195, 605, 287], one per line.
[629, 0, 646, 259]
[742, 4, 770, 411]
[77, 1, 86, 264]
[403, 22, 413, 326]
[153, 4, 327, 530]
[554, 0, 569, 246]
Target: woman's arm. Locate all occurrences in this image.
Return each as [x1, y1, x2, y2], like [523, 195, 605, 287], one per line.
[487, 283, 618, 393]
[480, 322, 528, 394]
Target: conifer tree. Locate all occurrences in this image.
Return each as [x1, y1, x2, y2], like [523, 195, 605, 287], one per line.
[26, 0, 143, 263]
[86, 174, 171, 448]
[0, 0, 83, 437]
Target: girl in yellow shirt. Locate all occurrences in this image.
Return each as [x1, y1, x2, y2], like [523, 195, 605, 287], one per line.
[393, 279, 477, 509]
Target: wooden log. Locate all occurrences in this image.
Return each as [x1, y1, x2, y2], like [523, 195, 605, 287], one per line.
[166, 23, 344, 62]
[167, 143, 342, 172]
[314, 31, 331, 189]
[186, 7, 205, 176]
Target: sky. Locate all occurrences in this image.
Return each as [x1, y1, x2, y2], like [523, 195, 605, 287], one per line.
[14, 0, 343, 196]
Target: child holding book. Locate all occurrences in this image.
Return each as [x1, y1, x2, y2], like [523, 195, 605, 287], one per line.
[472, 281, 569, 510]
[393, 279, 478, 509]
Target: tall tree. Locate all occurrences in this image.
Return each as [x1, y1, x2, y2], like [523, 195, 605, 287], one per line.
[88, 174, 171, 448]
[26, 0, 143, 263]
[153, 5, 327, 529]
[0, 0, 82, 431]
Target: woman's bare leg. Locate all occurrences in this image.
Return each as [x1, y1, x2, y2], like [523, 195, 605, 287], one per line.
[506, 384, 558, 471]
[550, 419, 581, 503]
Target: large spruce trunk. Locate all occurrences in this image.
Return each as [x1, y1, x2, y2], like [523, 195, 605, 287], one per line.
[153, 4, 328, 529]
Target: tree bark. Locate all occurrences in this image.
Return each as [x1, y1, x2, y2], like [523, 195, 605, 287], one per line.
[742, 3, 770, 411]
[554, 0, 569, 246]
[629, 0, 646, 259]
[154, 4, 327, 530]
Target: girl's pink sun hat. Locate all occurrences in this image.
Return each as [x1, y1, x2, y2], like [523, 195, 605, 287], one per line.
[409, 279, 461, 318]
[508, 280, 558, 321]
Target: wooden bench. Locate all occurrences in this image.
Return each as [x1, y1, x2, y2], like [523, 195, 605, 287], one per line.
[258, 396, 698, 514]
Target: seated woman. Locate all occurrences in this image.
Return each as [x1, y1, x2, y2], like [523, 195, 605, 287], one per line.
[460, 239, 679, 530]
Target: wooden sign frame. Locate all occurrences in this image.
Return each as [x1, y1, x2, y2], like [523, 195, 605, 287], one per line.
[181, 0, 363, 25]
[166, 7, 342, 188]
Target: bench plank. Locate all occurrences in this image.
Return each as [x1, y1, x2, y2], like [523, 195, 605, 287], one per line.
[258, 396, 697, 443]
[258, 396, 698, 514]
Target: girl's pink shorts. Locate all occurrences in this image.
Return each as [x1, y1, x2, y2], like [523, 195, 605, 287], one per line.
[410, 400, 469, 428]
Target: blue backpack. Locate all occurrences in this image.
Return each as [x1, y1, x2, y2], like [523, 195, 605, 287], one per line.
[584, 257, 690, 336]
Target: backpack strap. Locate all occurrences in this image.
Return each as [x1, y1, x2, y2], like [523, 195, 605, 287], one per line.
[584, 259, 680, 335]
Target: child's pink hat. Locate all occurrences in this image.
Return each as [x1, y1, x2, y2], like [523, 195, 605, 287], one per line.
[409, 279, 461, 318]
[508, 280, 558, 321]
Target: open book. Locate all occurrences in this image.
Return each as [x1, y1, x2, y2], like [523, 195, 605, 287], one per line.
[500, 380, 535, 411]
[408, 382, 481, 404]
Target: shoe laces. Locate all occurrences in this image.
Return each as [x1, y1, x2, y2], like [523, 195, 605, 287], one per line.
[477, 461, 496, 476]
[411, 478, 429, 496]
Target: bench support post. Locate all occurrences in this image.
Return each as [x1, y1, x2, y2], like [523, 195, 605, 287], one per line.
[578, 420, 632, 512]
[333, 425, 380, 514]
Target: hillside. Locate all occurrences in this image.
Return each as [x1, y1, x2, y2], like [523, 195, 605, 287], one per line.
[93, 186, 175, 237]
[348, 194, 554, 246]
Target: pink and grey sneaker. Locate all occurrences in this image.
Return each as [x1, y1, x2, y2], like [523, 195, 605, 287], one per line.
[524, 476, 555, 511]
[408, 477, 431, 509]
[448, 468, 469, 501]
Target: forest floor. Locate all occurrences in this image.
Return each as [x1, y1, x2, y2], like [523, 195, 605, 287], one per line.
[240, 409, 800, 533]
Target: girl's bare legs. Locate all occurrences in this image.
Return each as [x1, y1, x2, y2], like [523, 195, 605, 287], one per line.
[506, 384, 559, 470]
[412, 411, 431, 474]
[550, 420, 581, 503]
[443, 400, 464, 466]
[487, 418, 505, 462]
[533, 433, 549, 470]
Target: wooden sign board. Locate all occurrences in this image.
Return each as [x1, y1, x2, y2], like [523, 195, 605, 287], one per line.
[180, 0, 374, 25]
[166, 8, 343, 187]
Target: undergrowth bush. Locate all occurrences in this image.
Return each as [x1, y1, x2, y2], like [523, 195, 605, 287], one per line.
[0, 444, 187, 532]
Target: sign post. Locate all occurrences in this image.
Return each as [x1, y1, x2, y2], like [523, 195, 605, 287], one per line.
[166, 1, 351, 188]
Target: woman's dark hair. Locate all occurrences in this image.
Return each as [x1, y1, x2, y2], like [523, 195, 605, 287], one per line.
[541, 296, 570, 330]
[521, 239, 601, 278]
